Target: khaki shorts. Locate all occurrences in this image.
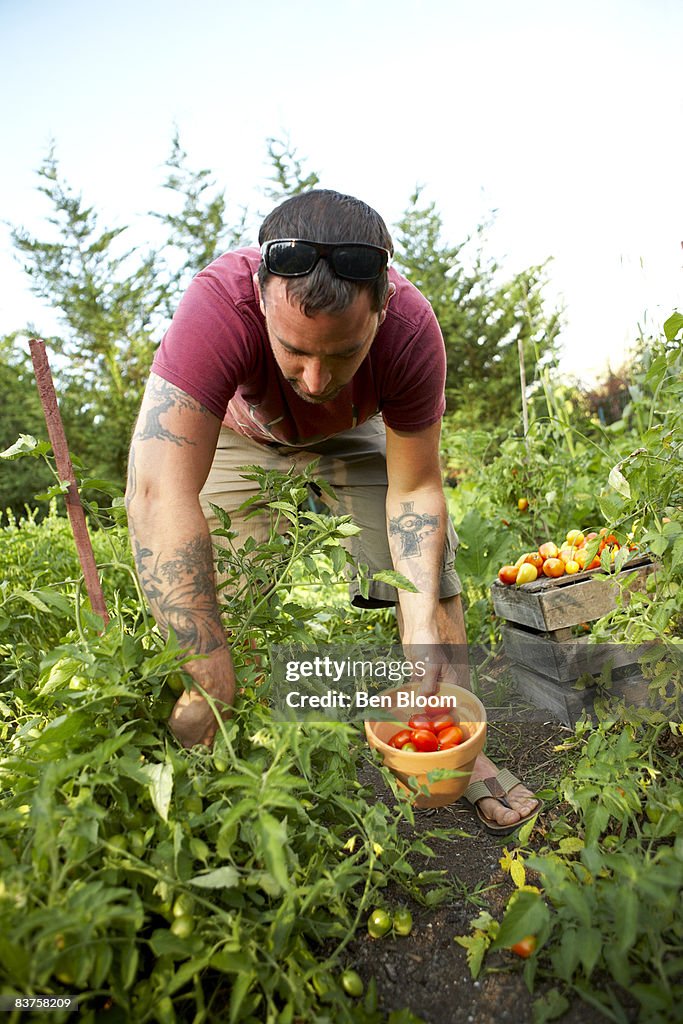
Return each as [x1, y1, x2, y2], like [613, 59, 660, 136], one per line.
[199, 415, 462, 608]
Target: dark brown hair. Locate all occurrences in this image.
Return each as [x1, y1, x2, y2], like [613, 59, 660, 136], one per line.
[258, 190, 394, 315]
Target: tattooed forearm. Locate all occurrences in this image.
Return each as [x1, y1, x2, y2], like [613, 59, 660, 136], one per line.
[389, 502, 440, 559]
[134, 377, 211, 447]
[130, 527, 225, 653]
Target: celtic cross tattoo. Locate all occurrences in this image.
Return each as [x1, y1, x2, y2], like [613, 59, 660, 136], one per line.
[389, 502, 440, 558]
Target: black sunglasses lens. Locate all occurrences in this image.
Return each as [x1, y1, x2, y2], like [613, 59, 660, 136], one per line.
[331, 247, 386, 280]
[267, 241, 318, 276]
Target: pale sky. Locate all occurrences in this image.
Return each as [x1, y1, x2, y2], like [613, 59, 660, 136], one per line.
[1, 0, 681, 380]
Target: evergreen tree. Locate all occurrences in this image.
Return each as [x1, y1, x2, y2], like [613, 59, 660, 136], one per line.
[0, 336, 55, 515]
[394, 189, 561, 434]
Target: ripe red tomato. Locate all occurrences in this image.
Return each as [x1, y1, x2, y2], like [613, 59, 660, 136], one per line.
[438, 725, 464, 749]
[388, 729, 413, 749]
[429, 712, 455, 733]
[510, 935, 537, 958]
[498, 564, 518, 585]
[523, 552, 544, 571]
[409, 728, 439, 752]
[408, 714, 434, 732]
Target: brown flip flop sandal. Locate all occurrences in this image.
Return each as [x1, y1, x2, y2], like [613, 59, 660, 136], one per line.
[463, 768, 543, 835]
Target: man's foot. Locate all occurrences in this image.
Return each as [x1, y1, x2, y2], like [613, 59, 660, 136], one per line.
[464, 752, 540, 832]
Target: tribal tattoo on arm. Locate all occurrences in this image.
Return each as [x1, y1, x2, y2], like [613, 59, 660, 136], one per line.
[134, 376, 212, 446]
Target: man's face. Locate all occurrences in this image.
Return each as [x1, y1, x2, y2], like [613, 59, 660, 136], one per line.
[256, 276, 393, 404]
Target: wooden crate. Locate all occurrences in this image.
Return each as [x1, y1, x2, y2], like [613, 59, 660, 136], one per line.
[509, 662, 651, 726]
[491, 554, 655, 633]
[491, 555, 657, 725]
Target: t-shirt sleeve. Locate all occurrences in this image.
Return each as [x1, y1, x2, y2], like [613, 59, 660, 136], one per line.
[380, 307, 447, 432]
[151, 271, 259, 420]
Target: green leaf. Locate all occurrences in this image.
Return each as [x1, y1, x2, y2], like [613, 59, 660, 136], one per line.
[576, 925, 603, 978]
[663, 311, 683, 341]
[454, 930, 492, 979]
[518, 812, 539, 845]
[188, 866, 240, 888]
[491, 890, 549, 949]
[0, 434, 51, 460]
[255, 813, 290, 892]
[532, 990, 570, 1024]
[140, 761, 174, 822]
[608, 464, 631, 499]
[558, 837, 585, 855]
[330, 544, 347, 574]
[551, 927, 581, 982]
[33, 480, 71, 501]
[336, 521, 362, 537]
[229, 970, 254, 1024]
[372, 569, 419, 593]
[12, 589, 52, 613]
[33, 711, 89, 747]
[616, 887, 638, 953]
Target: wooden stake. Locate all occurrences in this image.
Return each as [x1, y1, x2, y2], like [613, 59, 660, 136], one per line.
[29, 339, 110, 629]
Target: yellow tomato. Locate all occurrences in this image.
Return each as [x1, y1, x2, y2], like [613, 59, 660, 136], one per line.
[564, 560, 580, 574]
[566, 529, 585, 546]
[558, 545, 577, 564]
[516, 563, 538, 585]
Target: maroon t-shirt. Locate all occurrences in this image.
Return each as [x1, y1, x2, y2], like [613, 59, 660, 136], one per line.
[152, 248, 446, 447]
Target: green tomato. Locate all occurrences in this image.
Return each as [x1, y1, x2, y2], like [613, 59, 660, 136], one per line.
[166, 672, 186, 696]
[370, 869, 388, 888]
[189, 837, 210, 861]
[172, 892, 195, 918]
[128, 829, 147, 858]
[393, 908, 413, 936]
[108, 834, 128, 852]
[340, 969, 364, 998]
[170, 913, 194, 938]
[367, 908, 392, 939]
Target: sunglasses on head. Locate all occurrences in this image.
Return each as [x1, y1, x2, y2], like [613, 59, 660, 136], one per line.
[260, 238, 392, 281]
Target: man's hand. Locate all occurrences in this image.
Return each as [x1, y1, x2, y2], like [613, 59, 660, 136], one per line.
[402, 627, 462, 697]
[169, 647, 236, 748]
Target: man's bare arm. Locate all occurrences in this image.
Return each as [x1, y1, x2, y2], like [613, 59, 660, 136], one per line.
[126, 373, 233, 746]
[385, 421, 446, 634]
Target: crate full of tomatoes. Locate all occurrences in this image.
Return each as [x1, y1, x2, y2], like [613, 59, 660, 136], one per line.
[496, 527, 638, 588]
